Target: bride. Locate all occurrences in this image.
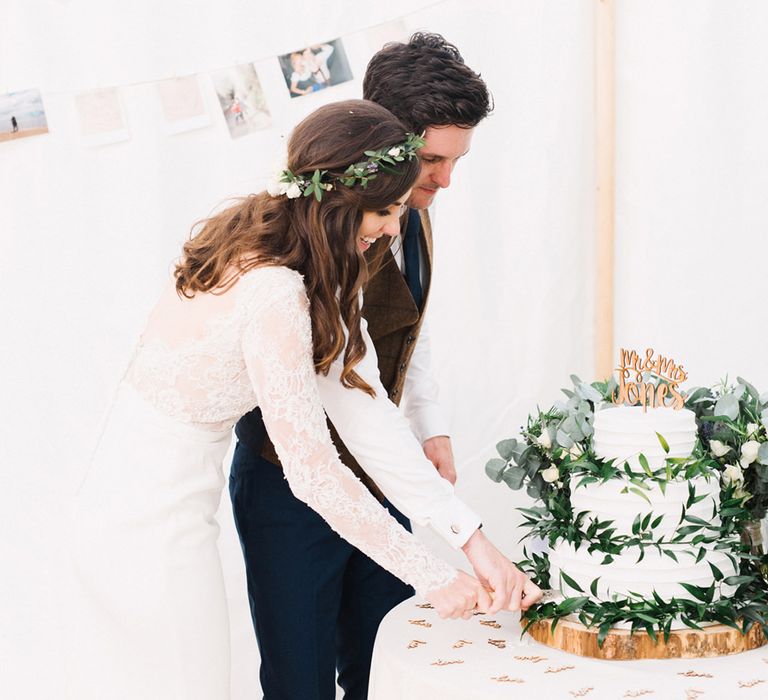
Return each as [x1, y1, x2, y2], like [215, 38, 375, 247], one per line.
[70, 99, 540, 699]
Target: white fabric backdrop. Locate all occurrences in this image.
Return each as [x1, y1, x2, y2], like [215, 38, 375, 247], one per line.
[14, 1, 751, 698]
[614, 0, 768, 389]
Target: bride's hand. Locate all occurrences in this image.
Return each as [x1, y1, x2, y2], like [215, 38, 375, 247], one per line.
[425, 571, 493, 620]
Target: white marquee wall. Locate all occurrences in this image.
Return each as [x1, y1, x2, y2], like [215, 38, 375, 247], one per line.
[4, 2, 766, 698]
[614, 1, 768, 388]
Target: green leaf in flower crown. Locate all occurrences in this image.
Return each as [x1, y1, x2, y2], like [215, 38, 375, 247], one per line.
[485, 458, 507, 483]
[758, 442, 768, 466]
[496, 438, 518, 461]
[501, 466, 527, 490]
[714, 393, 740, 421]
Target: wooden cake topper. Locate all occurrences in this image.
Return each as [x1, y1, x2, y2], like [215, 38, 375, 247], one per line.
[612, 347, 687, 410]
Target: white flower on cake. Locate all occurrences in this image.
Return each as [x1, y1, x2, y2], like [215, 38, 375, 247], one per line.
[541, 466, 559, 483]
[740, 440, 760, 468]
[536, 431, 552, 449]
[723, 463, 744, 486]
[709, 439, 731, 457]
[285, 182, 303, 199]
[569, 444, 583, 458]
[746, 422, 761, 437]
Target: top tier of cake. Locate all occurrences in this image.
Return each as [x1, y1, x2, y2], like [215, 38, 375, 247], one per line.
[592, 405, 698, 470]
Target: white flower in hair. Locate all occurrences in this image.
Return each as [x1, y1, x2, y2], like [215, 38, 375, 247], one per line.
[267, 175, 289, 197]
[387, 146, 402, 157]
[285, 181, 303, 199]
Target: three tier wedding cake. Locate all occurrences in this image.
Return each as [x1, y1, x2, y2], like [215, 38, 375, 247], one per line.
[486, 346, 768, 655]
[548, 405, 738, 614]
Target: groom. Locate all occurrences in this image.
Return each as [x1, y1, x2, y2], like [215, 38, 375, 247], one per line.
[231, 33, 529, 700]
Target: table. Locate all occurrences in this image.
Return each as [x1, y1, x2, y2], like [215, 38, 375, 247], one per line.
[368, 598, 768, 699]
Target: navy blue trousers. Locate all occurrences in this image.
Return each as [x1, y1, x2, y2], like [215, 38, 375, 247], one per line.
[229, 440, 414, 700]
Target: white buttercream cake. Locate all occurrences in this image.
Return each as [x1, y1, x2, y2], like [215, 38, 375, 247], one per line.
[548, 405, 737, 619]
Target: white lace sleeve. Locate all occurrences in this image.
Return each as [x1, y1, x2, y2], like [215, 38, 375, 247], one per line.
[240, 273, 457, 597]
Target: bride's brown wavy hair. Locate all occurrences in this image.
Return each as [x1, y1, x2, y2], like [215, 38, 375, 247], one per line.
[174, 99, 420, 396]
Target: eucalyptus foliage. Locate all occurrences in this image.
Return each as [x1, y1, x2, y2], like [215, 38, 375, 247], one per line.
[486, 375, 768, 644]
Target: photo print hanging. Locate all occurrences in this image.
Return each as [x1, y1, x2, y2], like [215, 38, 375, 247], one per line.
[278, 38, 353, 99]
[0, 89, 49, 143]
[211, 64, 271, 139]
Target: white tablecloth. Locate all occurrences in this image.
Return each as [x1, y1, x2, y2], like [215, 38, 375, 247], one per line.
[368, 598, 768, 699]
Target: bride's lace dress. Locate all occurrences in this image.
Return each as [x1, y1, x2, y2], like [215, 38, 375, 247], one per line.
[70, 265, 455, 700]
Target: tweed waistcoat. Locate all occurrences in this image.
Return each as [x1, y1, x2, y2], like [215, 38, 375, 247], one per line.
[259, 210, 434, 499]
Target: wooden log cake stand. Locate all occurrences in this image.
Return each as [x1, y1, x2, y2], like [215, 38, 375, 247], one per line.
[525, 618, 766, 660]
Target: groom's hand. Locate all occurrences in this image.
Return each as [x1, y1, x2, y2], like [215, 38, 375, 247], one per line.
[422, 436, 457, 484]
[460, 529, 539, 614]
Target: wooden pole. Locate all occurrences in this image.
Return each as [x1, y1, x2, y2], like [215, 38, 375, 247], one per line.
[595, 0, 615, 380]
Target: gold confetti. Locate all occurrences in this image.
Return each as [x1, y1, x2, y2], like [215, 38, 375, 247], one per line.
[430, 659, 465, 666]
[514, 655, 547, 664]
[624, 692, 654, 698]
[545, 666, 576, 674]
[407, 640, 426, 649]
[570, 689, 593, 698]
[415, 603, 433, 609]
[452, 640, 472, 649]
[491, 675, 525, 684]
[678, 671, 713, 679]
[684, 691, 704, 700]
[408, 619, 432, 628]
[480, 620, 502, 629]
[737, 680, 766, 688]
[488, 639, 507, 649]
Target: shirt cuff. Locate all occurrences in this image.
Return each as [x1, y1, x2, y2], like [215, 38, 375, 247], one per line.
[428, 495, 482, 549]
[408, 404, 451, 445]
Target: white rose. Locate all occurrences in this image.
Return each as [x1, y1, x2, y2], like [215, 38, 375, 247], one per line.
[709, 440, 731, 457]
[387, 147, 402, 157]
[285, 181, 303, 199]
[723, 463, 744, 486]
[541, 466, 559, 483]
[569, 444, 583, 458]
[536, 431, 552, 449]
[740, 440, 760, 466]
[734, 485, 750, 502]
[267, 176, 288, 197]
[747, 423, 761, 437]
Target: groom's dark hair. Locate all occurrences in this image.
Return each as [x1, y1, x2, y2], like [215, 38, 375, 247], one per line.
[362, 32, 492, 134]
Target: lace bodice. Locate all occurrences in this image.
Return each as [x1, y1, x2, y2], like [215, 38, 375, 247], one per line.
[125, 266, 456, 596]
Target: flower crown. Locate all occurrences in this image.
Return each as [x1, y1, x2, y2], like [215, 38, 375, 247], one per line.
[267, 132, 425, 202]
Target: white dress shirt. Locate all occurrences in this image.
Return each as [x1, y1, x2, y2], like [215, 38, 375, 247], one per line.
[389, 232, 451, 444]
[315, 313, 480, 549]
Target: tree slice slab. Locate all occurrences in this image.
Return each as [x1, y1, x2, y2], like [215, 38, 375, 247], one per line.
[525, 618, 766, 660]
